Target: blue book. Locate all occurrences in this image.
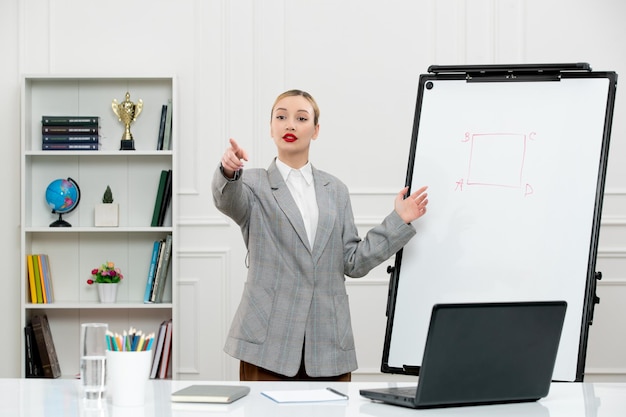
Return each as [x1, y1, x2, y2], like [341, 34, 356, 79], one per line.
[152, 234, 173, 303]
[143, 241, 162, 303]
[40, 254, 54, 303]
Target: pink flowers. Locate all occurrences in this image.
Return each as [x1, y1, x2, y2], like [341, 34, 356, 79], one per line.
[87, 261, 124, 284]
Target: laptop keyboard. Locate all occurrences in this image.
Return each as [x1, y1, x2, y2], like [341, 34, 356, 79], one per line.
[397, 387, 417, 396]
[386, 387, 417, 398]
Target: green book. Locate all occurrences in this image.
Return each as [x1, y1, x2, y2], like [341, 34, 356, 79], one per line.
[32, 255, 43, 303]
[41, 116, 99, 126]
[157, 170, 172, 227]
[151, 170, 168, 227]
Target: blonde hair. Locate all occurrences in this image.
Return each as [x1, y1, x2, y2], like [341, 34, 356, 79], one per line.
[271, 89, 320, 126]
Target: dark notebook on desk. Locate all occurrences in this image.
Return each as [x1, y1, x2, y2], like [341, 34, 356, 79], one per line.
[360, 301, 567, 409]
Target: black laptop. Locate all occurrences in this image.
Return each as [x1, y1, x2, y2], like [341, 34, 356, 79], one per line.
[360, 301, 567, 409]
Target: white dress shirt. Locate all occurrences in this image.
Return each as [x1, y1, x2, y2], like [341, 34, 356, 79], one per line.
[276, 158, 319, 248]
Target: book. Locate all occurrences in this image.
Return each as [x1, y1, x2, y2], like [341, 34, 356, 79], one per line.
[171, 385, 250, 404]
[150, 320, 169, 379]
[24, 324, 43, 378]
[42, 126, 99, 135]
[32, 255, 43, 303]
[40, 254, 54, 303]
[158, 319, 173, 379]
[149, 238, 167, 302]
[143, 240, 162, 303]
[152, 234, 173, 303]
[163, 99, 173, 150]
[151, 170, 169, 227]
[42, 143, 98, 151]
[30, 314, 61, 378]
[36, 255, 47, 304]
[156, 104, 167, 150]
[26, 255, 37, 303]
[41, 116, 99, 125]
[157, 169, 173, 227]
[148, 245, 163, 301]
[43, 135, 100, 143]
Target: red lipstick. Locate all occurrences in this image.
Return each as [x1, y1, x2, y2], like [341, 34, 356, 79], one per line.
[282, 133, 297, 142]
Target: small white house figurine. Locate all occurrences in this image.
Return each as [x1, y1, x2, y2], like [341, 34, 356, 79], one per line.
[95, 185, 119, 227]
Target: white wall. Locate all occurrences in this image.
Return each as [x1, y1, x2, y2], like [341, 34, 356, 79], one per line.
[0, 0, 21, 380]
[2, 0, 625, 381]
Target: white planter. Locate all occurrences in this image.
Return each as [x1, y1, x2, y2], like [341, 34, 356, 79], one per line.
[97, 283, 118, 303]
[95, 203, 119, 227]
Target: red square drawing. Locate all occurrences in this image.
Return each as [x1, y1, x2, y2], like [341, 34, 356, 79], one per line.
[467, 133, 526, 188]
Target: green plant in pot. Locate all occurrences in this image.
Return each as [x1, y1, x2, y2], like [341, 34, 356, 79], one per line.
[95, 185, 119, 227]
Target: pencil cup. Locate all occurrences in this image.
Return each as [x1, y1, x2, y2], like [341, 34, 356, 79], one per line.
[80, 323, 108, 400]
[106, 350, 152, 407]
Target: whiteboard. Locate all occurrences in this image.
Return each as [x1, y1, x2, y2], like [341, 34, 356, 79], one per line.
[383, 69, 617, 382]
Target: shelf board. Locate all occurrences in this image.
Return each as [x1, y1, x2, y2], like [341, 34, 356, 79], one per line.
[25, 150, 173, 157]
[24, 74, 175, 81]
[25, 302, 173, 309]
[25, 226, 173, 233]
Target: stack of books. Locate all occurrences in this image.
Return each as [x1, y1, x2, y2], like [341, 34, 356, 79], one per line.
[151, 169, 173, 227]
[41, 116, 100, 150]
[150, 319, 173, 379]
[156, 99, 173, 150]
[26, 254, 54, 304]
[143, 234, 173, 304]
[24, 314, 61, 378]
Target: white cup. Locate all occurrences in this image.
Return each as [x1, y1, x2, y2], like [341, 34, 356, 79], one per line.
[106, 350, 152, 407]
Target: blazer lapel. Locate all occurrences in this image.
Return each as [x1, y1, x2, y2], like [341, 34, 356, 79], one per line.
[311, 167, 336, 263]
[268, 160, 312, 252]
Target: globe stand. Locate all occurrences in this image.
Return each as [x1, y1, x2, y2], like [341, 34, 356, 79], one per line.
[50, 213, 72, 227]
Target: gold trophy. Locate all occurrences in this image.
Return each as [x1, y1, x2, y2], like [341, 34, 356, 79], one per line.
[112, 92, 143, 150]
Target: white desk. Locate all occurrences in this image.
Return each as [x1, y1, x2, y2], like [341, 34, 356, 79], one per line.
[0, 379, 624, 416]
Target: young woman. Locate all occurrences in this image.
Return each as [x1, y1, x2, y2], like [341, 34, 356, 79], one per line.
[213, 89, 428, 381]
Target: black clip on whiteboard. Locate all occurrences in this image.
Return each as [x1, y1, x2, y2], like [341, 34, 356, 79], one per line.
[381, 63, 617, 382]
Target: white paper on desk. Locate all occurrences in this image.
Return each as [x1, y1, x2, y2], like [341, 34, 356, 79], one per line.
[261, 388, 348, 403]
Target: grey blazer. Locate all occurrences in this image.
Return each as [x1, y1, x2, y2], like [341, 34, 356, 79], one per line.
[212, 159, 416, 377]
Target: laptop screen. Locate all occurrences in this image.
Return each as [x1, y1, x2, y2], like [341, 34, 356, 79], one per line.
[360, 301, 567, 409]
[414, 301, 567, 407]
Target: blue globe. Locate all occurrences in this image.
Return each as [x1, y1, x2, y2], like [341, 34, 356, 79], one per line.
[45, 178, 81, 227]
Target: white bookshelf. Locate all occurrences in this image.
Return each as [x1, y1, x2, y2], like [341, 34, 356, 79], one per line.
[20, 76, 177, 378]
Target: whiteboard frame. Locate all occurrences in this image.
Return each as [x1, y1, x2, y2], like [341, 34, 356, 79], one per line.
[381, 64, 617, 382]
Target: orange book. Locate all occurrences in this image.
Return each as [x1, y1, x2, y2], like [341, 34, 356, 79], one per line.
[36, 255, 48, 304]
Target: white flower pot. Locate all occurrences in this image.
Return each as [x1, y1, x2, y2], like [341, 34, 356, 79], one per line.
[95, 203, 119, 227]
[97, 283, 118, 303]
